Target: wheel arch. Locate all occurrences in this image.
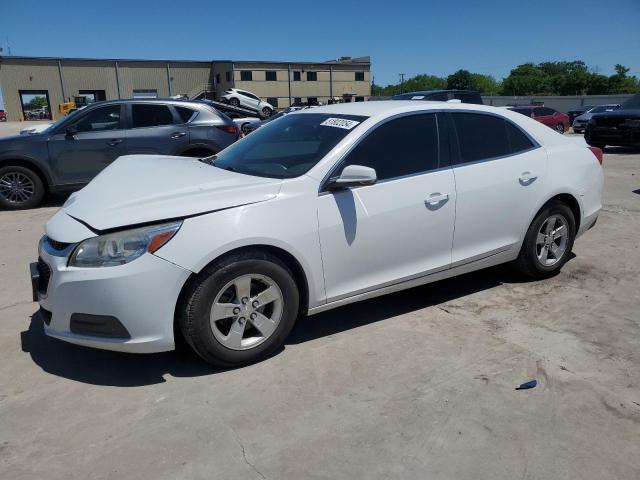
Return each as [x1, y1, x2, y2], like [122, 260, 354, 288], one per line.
[531, 192, 582, 233]
[173, 243, 311, 341]
[0, 157, 52, 191]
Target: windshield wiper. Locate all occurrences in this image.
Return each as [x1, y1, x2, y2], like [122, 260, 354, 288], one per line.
[198, 154, 217, 166]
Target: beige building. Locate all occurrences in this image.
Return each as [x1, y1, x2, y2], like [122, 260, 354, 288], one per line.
[0, 55, 371, 121]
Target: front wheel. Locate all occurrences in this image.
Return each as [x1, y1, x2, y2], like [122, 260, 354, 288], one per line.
[261, 107, 273, 117]
[229, 98, 240, 107]
[0, 165, 45, 210]
[177, 251, 300, 367]
[555, 123, 565, 134]
[514, 201, 576, 279]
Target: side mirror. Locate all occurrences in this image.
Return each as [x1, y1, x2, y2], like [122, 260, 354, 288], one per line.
[65, 126, 78, 137]
[326, 165, 377, 191]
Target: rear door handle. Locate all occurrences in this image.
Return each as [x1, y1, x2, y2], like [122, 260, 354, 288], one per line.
[170, 132, 187, 139]
[519, 171, 537, 185]
[106, 139, 123, 146]
[425, 192, 449, 208]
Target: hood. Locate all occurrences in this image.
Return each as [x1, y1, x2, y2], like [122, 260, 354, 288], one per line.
[575, 112, 593, 122]
[63, 155, 282, 231]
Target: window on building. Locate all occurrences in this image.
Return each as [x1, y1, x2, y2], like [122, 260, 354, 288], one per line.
[78, 90, 106, 103]
[355, 72, 365, 81]
[175, 106, 197, 123]
[450, 113, 511, 164]
[293, 71, 301, 81]
[307, 97, 318, 105]
[132, 104, 175, 128]
[70, 105, 122, 132]
[355, 96, 364, 102]
[306, 71, 317, 81]
[267, 97, 278, 107]
[226, 71, 232, 82]
[341, 113, 439, 181]
[240, 70, 253, 81]
[265, 71, 277, 81]
[293, 97, 302, 105]
[132, 89, 158, 99]
[215, 74, 221, 85]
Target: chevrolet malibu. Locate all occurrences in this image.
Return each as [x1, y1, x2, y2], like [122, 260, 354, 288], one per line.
[31, 101, 603, 366]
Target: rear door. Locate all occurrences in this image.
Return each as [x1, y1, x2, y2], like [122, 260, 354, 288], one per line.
[446, 112, 547, 264]
[317, 112, 456, 302]
[533, 107, 555, 127]
[125, 103, 189, 155]
[47, 104, 126, 185]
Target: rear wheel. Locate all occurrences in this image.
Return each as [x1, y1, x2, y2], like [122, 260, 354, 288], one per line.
[0, 165, 45, 210]
[177, 250, 300, 367]
[514, 200, 576, 279]
[261, 107, 273, 117]
[555, 123, 565, 134]
[229, 98, 240, 107]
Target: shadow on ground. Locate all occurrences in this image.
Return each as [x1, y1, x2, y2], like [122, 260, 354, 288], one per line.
[20, 264, 537, 387]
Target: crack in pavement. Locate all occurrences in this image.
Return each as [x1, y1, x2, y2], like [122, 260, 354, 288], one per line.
[229, 426, 267, 480]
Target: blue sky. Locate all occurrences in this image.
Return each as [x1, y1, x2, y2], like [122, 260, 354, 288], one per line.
[1, 0, 639, 107]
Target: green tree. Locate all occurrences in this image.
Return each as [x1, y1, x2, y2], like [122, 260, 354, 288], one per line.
[28, 96, 48, 108]
[446, 69, 474, 90]
[469, 73, 501, 95]
[501, 63, 550, 95]
[608, 64, 640, 93]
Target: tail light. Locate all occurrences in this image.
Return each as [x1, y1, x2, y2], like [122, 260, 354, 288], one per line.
[588, 146, 603, 165]
[216, 124, 238, 135]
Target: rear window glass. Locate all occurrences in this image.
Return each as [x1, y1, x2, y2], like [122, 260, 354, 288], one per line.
[511, 108, 533, 117]
[505, 121, 534, 153]
[175, 106, 196, 123]
[213, 113, 367, 179]
[132, 104, 174, 128]
[451, 113, 511, 163]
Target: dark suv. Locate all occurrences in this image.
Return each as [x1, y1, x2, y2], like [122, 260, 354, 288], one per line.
[391, 90, 483, 104]
[0, 99, 239, 209]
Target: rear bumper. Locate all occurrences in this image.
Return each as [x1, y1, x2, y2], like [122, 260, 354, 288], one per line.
[586, 127, 640, 146]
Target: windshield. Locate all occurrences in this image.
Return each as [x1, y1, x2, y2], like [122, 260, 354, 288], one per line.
[213, 113, 367, 179]
[589, 105, 618, 113]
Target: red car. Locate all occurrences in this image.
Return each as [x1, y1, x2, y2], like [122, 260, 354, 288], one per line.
[508, 106, 570, 134]
[0, 110, 6, 122]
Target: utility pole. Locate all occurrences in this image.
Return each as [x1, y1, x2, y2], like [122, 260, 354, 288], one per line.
[399, 73, 406, 93]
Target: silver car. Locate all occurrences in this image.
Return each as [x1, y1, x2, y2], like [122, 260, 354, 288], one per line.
[573, 104, 620, 133]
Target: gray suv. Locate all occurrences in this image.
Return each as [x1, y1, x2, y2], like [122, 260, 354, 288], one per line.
[0, 99, 239, 209]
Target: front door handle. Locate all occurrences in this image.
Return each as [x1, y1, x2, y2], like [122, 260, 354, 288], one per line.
[106, 139, 123, 146]
[519, 171, 538, 185]
[171, 132, 187, 139]
[425, 192, 449, 209]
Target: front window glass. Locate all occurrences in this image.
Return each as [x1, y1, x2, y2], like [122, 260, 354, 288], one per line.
[69, 105, 121, 132]
[213, 113, 367, 179]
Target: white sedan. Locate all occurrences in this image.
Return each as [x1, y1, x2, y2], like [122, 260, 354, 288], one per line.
[32, 101, 603, 366]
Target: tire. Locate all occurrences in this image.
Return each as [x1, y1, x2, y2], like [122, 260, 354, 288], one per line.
[177, 250, 300, 367]
[229, 98, 240, 107]
[0, 165, 45, 210]
[555, 123, 565, 134]
[514, 200, 576, 279]
[261, 107, 273, 117]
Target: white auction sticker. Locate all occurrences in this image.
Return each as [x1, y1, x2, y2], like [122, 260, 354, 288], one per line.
[320, 117, 360, 130]
[411, 95, 425, 100]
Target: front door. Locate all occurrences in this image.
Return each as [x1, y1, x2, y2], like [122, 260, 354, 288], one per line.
[47, 104, 126, 185]
[317, 113, 456, 303]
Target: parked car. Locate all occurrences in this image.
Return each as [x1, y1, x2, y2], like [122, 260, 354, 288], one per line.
[0, 99, 239, 209]
[0, 109, 6, 122]
[221, 88, 274, 117]
[392, 90, 483, 104]
[31, 101, 603, 366]
[508, 106, 570, 133]
[585, 93, 640, 149]
[567, 105, 595, 124]
[232, 116, 261, 134]
[572, 104, 620, 133]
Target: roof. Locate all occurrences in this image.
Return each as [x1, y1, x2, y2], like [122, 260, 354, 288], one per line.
[0, 55, 370, 66]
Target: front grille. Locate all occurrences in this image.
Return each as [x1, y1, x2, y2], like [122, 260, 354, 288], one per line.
[46, 236, 71, 251]
[37, 257, 51, 295]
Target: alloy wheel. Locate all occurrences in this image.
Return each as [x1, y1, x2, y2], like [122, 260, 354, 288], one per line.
[536, 214, 569, 266]
[209, 274, 284, 350]
[0, 171, 35, 204]
[556, 123, 565, 133]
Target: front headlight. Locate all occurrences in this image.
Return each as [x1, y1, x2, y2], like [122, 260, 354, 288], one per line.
[69, 221, 182, 268]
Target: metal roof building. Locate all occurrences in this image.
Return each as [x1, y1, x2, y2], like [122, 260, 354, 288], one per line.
[0, 55, 371, 121]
